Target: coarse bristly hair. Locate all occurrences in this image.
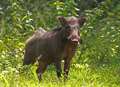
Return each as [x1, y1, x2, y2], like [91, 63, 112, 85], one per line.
[23, 16, 86, 81]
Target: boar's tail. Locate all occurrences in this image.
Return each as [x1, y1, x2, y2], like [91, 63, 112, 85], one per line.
[23, 50, 36, 65]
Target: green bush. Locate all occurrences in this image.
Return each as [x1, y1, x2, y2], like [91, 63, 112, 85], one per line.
[0, 0, 120, 86]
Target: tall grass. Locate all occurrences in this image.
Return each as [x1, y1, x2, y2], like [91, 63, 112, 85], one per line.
[0, 62, 120, 87]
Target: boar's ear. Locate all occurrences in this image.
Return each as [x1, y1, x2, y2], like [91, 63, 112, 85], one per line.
[78, 17, 86, 27]
[57, 16, 67, 26]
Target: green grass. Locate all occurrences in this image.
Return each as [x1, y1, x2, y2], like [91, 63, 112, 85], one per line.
[0, 62, 120, 87]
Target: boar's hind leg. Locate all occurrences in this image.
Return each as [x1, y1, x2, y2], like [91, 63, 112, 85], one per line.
[36, 59, 48, 81]
[54, 61, 62, 78]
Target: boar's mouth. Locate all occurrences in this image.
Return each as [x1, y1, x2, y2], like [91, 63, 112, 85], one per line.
[67, 35, 80, 45]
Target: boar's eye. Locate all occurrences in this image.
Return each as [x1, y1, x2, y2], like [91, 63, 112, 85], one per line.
[65, 25, 70, 29]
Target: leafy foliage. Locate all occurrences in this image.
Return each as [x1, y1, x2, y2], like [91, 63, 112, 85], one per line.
[0, 0, 120, 86]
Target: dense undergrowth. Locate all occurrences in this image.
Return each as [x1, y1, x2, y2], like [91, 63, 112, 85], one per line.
[0, 0, 120, 87]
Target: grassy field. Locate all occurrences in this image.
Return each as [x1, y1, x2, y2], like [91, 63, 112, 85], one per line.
[0, 60, 120, 87]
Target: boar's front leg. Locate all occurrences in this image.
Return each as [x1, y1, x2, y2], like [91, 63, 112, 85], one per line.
[64, 56, 72, 80]
[54, 60, 62, 78]
[63, 44, 76, 80]
[36, 59, 48, 81]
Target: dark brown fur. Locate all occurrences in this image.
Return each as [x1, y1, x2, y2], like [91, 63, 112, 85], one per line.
[23, 16, 86, 80]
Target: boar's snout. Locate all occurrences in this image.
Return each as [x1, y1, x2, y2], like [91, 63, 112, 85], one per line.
[68, 33, 80, 45]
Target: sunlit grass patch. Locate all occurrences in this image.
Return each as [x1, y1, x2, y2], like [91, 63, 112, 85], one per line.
[1, 62, 120, 87]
